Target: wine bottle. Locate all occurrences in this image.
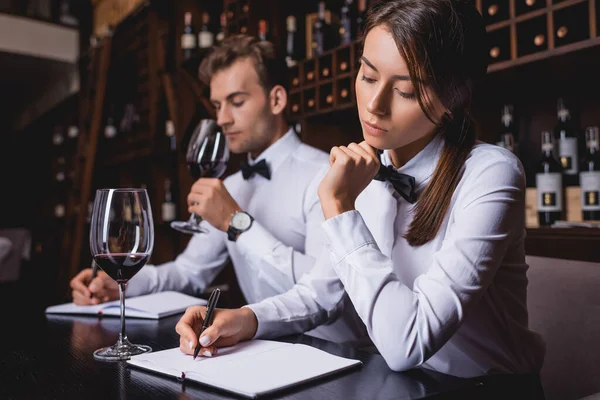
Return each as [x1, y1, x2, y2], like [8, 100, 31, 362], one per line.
[258, 19, 269, 41]
[500, 104, 517, 154]
[165, 119, 176, 152]
[198, 12, 214, 49]
[536, 131, 564, 226]
[553, 98, 580, 186]
[313, 2, 328, 56]
[104, 105, 117, 139]
[58, 0, 78, 27]
[356, 0, 369, 37]
[52, 126, 64, 146]
[162, 178, 177, 223]
[182, 12, 197, 60]
[340, 0, 356, 45]
[580, 126, 600, 221]
[286, 16, 299, 67]
[216, 12, 227, 43]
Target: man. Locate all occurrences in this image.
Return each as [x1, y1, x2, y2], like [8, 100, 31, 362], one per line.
[69, 34, 367, 343]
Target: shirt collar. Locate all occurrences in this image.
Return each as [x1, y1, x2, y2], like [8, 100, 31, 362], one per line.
[247, 127, 299, 171]
[380, 133, 444, 188]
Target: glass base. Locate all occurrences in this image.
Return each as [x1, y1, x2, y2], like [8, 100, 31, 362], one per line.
[93, 338, 152, 362]
[170, 220, 207, 234]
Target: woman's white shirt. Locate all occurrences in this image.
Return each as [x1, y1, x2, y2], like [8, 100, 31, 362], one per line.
[247, 134, 546, 378]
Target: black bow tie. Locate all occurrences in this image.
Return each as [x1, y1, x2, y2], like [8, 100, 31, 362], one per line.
[373, 164, 417, 204]
[240, 159, 271, 180]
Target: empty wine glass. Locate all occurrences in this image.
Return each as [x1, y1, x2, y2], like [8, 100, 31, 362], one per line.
[89, 188, 154, 361]
[171, 119, 230, 234]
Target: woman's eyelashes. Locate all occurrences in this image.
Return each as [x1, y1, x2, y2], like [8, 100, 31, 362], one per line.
[395, 89, 415, 100]
[360, 74, 376, 84]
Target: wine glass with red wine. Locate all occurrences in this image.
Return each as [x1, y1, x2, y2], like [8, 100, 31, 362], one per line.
[170, 119, 230, 234]
[89, 188, 154, 361]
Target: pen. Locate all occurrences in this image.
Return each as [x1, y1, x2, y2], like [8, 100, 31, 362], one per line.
[193, 288, 221, 360]
[89, 261, 98, 298]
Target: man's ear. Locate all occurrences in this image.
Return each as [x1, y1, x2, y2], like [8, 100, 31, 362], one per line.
[269, 85, 288, 116]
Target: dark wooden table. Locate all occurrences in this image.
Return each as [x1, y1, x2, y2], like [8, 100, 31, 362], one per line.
[0, 286, 534, 400]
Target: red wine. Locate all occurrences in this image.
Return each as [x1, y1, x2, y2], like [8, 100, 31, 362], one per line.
[93, 253, 149, 283]
[188, 161, 227, 180]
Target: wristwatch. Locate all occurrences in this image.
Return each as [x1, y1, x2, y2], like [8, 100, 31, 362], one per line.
[227, 211, 254, 242]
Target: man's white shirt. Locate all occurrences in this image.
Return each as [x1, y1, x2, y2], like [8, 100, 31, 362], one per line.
[128, 129, 327, 302]
[248, 134, 546, 377]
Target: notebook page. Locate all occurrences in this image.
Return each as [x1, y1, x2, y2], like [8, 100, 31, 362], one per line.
[122, 291, 207, 318]
[128, 340, 362, 398]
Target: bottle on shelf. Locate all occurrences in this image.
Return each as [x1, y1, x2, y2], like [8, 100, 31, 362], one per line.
[356, 0, 369, 37]
[104, 104, 117, 139]
[182, 12, 197, 60]
[52, 126, 64, 147]
[58, 0, 78, 27]
[258, 19, 269, 41]
[286, 16, 299, 67]
[161, 178, 177, 223]
[198, 12, 214, 49]
[216, 12, 227, 43]
[536, 130, 564, 226]
[340, 0, 357, 45]
[553, 97, 580, 186]
[165, 119, 177, 152]
[313, 1, 330, 56]
[312, 1, 328, 56]
[499, 104, 517, 155]
[580, 126, 600, 221]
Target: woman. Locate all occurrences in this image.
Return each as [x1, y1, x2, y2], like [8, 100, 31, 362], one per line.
[176, 0, 546, 386]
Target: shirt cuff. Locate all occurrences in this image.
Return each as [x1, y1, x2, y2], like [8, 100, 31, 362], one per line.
[243, 302, 281, 339]
[321, 210, 377, 265]
[235, 221, 279, 264]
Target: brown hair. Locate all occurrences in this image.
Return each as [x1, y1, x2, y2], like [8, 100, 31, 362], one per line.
[363, 0, 488, 246]
[199, 34, 289, 93]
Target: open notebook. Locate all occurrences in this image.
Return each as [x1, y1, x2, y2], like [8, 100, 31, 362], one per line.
[44, 291, 206, 319]
[127, 339, 362, 398]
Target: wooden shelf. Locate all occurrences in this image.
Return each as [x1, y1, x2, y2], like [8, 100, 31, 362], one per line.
[487, 37, 600, 73]
[485, 0, 589, 33]
[525, 228, 600, 262]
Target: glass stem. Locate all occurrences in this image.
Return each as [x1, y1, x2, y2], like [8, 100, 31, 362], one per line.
[118, 282, 127, 345]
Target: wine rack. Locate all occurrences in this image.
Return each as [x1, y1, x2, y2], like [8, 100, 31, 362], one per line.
[288, 42, 358, 118]
[481, 0, 600, 72]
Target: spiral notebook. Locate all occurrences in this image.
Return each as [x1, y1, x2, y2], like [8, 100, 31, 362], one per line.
[127, 339, 362, 398]
[44, 291, 206, 319]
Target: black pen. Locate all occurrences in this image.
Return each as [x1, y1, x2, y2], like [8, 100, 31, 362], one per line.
[193, 288, 221, 360]
[89, 261, 98, 298]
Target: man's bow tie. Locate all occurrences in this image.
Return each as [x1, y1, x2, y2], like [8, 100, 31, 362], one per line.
[240, 159, 271, 180]
[373, 164, 417, 204]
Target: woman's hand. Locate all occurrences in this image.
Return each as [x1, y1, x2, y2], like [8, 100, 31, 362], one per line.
[318, 141, 380, 219]
[175, 306, 258, 357]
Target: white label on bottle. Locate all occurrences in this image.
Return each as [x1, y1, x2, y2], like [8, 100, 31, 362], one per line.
[104, 125, 117, 139]
[198, 32, 214, 48]
[162, 202, 177, 222]
[56, 172, 65, 182]
[558, 137, 578, 175]
[580, 171, 600, 211]
[182, 33, 196, 49]
[536, 173, 563, 212]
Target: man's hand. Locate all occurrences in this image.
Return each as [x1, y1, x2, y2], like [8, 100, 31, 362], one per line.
[70, 268, 119, 305]
[187, 178, 242, 232]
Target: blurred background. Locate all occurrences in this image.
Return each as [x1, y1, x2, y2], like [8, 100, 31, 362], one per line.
[0, 1, 599, 397]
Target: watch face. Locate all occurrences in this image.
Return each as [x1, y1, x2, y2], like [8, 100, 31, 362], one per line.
[232, 212, 252, 231]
